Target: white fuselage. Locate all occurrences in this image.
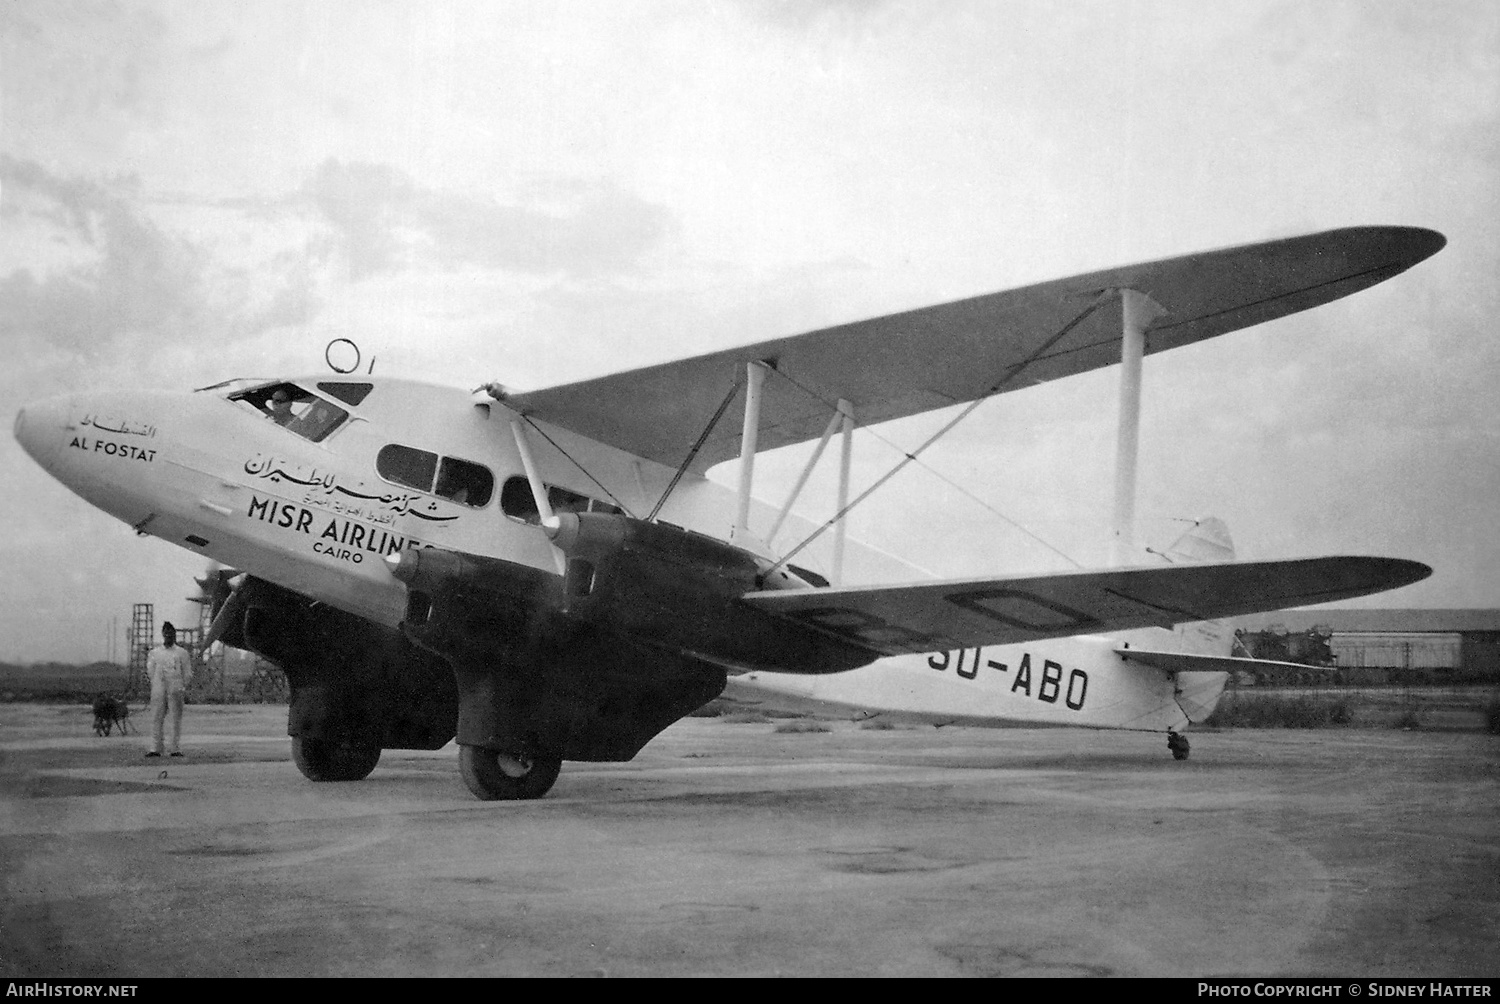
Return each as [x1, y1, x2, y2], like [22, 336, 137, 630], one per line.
[14, 375, 916, 615]
[14, 374, 1224, 734]
[726, 629, 1229, 733]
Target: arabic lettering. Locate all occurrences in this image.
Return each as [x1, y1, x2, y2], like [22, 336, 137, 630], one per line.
[244, 453, 458, 523]
[243, 453, 337, 491]
[81, 413, 158, 438]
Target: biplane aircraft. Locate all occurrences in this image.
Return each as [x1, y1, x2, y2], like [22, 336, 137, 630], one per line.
[14, 226, 1442, 799]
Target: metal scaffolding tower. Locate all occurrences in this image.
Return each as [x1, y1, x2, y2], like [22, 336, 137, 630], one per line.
[185, 589, 226, 701]
[244, 656, 289, 702]
[127, 602, 153, 699]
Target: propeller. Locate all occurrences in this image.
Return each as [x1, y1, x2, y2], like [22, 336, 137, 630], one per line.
[195, 563, 248, 652]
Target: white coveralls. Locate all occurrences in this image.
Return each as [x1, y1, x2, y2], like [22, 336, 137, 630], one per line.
[147, 643, 193, 754]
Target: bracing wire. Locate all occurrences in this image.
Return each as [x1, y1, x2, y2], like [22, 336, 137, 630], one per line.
[647, 379, 741, 522]
[869, 444, 1086, 569]
[520, 416, 637, 518]
[762, 291, 1115, 578]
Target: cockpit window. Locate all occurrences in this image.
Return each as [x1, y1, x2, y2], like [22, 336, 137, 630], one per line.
[230, 382, 349, 443]
[317, 381, 374, 407]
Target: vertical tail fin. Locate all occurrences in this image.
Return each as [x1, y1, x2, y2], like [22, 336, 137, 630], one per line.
[1162, 516, 1235, 564]
[1165, 517, 1237, 721]
[1163, 517, 1240, 667]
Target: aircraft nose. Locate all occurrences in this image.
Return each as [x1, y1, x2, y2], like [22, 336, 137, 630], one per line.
[14, 396, 68, 469]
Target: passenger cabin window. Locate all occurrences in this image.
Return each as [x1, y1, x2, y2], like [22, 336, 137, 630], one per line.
[377, 444, 494, 508]
[435, 456, 494, 507]
[377, 444, 438, 493]
[230, 382, 348, 443]
[499, 475, 622, 524]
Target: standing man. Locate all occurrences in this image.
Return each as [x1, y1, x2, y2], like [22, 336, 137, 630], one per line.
[146, 621, 193, 758]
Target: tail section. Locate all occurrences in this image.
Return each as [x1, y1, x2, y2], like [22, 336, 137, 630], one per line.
[1174, 671, 1231, 724]
[1162, 516, 1236, 564]
[1161, 517, 1239, 661]
[1131, 513, 1341, 724]
[1162, 517, 1236, 720]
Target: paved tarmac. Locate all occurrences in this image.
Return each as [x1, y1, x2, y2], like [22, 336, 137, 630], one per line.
[0, 703, 1496, 978]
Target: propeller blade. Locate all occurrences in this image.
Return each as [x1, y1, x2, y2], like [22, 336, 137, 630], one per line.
[201, 573, 248, 651]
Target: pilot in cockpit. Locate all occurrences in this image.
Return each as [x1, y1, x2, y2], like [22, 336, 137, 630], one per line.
[267, 388, 294, 425]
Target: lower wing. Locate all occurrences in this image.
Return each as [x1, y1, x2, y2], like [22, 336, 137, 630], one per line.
[740, 556, 1430, 656]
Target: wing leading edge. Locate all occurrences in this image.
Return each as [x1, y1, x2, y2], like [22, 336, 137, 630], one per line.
[507, 226, 1444, 471]
[739, 556, 1431, 658]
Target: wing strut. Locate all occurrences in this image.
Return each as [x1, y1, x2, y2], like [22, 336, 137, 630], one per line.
[762, 397, 856, 585]
[510, 418, 567, 575]
[761, 291, 1113, 581]
[833, 402, 854, 586]
[767, 404, 846, 545]
[733, 361, 772, 544]
[1110, 288, 1166, 566]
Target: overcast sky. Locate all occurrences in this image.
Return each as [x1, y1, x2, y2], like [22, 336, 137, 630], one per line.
[2, 0, 1496, 663]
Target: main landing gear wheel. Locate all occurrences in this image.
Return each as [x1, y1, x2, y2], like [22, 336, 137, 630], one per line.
[1167, 732, 1191, 761]
[291, 736, 382, 781]
[459, 745, 562, 800]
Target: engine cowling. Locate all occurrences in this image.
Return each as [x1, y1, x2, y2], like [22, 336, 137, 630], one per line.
[378, 514, 874, 768]
[538, 511, 876, 674]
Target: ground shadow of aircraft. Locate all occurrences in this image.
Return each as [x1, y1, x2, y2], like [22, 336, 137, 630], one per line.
[15, 225, 1442, 798]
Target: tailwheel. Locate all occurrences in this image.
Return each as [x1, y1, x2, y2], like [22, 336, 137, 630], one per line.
[459, 744, 563, 800]
[1166, 732, 1191, 761]
[291, 736, 382, 781]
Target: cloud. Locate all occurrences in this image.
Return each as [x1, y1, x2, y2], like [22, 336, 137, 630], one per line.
[302, 159, 676, 280]
[301, 160, 416, 279]
[0, 1, 171, 138]
[0, 157, 201, 354]
[0, 156, 326, 370]
[0, 155, 112, 243]
[0, 150, 680, 397]
[0, 268, 103, 357]
[750, 0, 901, 35]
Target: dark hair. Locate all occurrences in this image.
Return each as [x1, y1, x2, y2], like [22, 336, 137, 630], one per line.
[163, 622, 176, 632]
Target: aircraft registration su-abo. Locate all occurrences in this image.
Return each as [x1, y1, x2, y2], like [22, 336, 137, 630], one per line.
[15, 227, 1443, 799]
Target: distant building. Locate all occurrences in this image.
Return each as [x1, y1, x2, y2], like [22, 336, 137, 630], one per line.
[1235, 610, 1500, 683]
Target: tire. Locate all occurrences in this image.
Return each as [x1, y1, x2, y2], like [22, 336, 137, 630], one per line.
[459, 744, 562, 800]
[291, 736, 382, 781]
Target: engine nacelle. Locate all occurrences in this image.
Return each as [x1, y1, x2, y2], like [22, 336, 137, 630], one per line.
[385, 544, 560, 668]
[541, 511, 875, 674]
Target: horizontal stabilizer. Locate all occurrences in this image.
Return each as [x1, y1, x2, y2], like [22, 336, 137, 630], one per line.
[741, 556, 1430, 657]
[1114, 648, 1332, 681]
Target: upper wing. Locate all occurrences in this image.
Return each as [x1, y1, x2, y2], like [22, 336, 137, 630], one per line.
[739, 556, 1431, 657]
[507, 226, 1443, 471]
